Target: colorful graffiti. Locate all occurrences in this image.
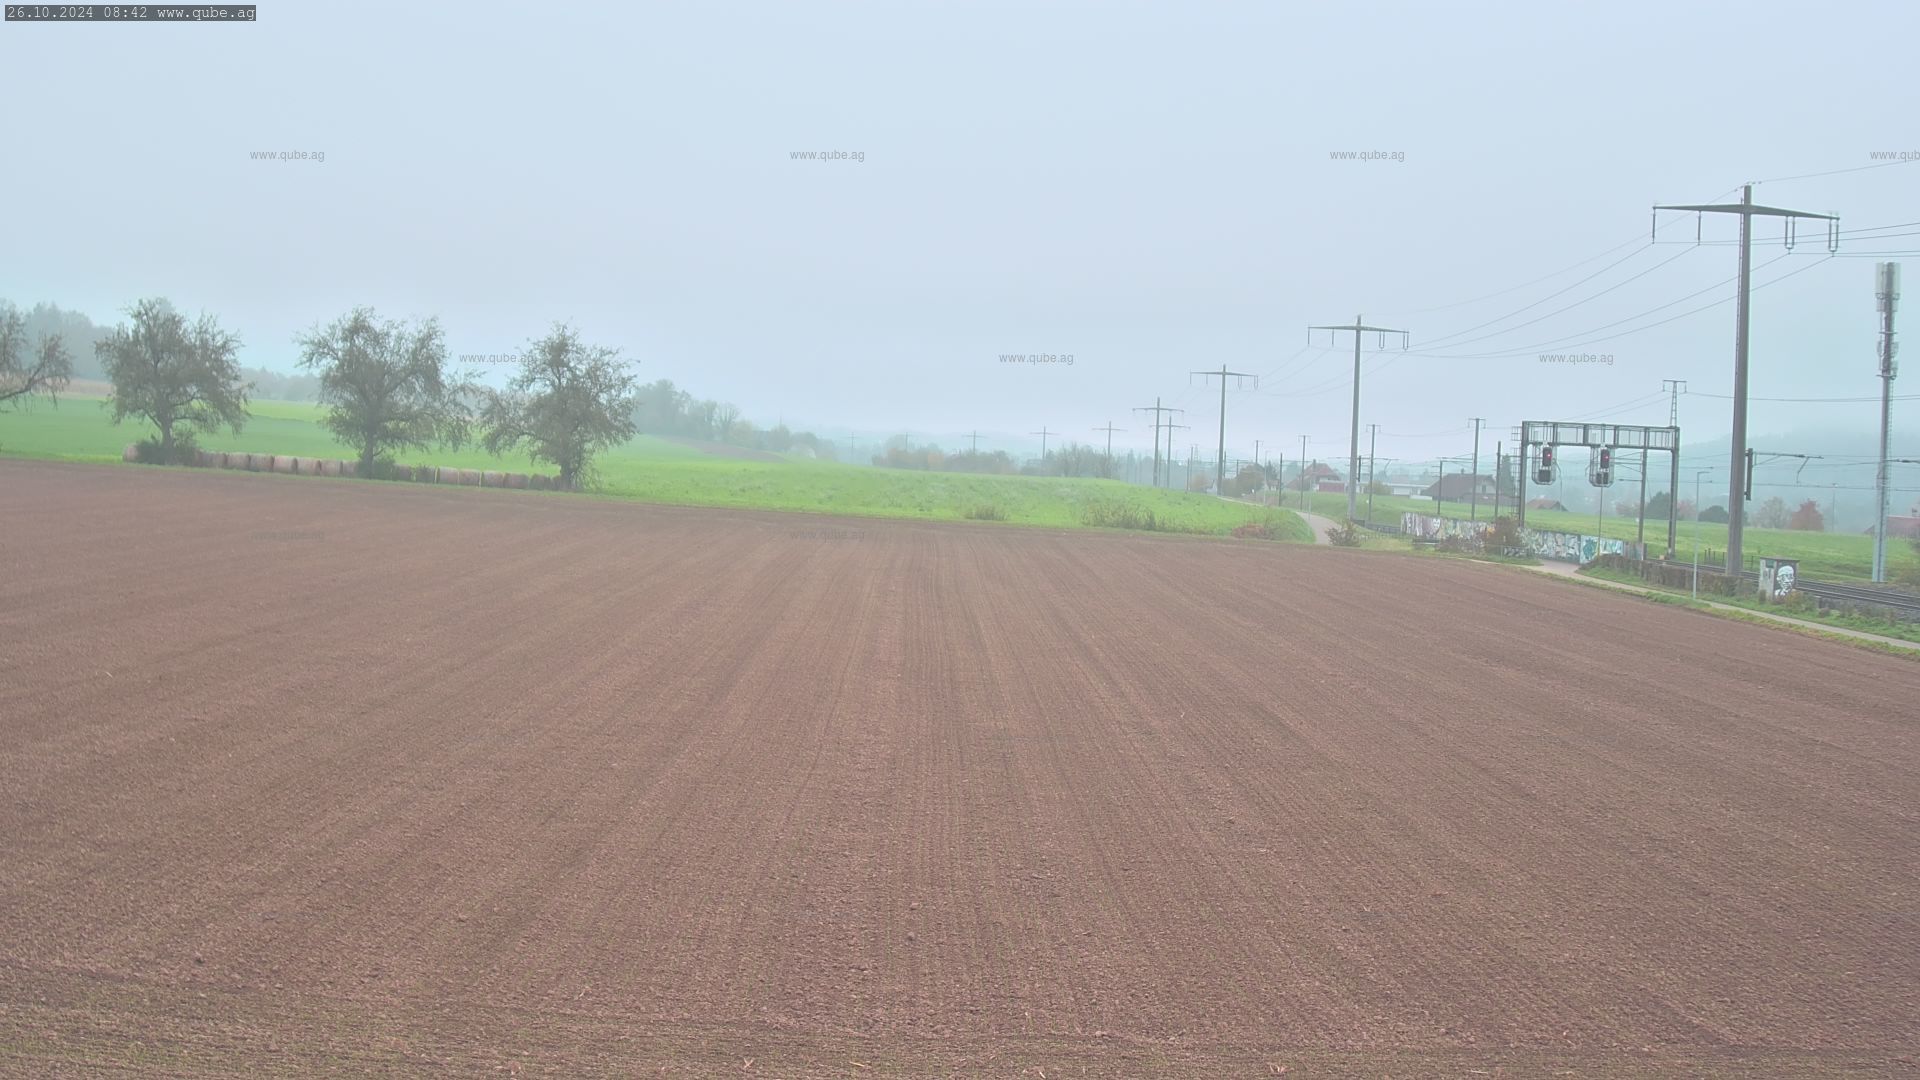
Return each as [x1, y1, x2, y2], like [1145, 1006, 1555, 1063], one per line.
[1399, 513, 1626, 563]
[1400, 513, 1492, 544]
[1522, 527, 1625, 562]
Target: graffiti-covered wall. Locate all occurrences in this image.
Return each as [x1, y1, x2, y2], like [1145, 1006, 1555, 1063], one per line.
[1400, 513, 1629, 563]
[1401, 513, 1491, 543]
[1522, 529, 1626, 563]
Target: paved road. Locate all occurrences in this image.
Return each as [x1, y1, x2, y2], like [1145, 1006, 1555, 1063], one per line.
[1297, 511, 1341, 544]
[1216, 495, 1339, 544]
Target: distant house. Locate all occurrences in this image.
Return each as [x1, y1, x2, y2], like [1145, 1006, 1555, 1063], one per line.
[1295, 461, 1344, 492]
[1315, 481, 1346, 494]
[1527, 497, 1567, 512]
[1382, 474, 1430, 498]
[1421, 473, 1497, 501]
[1866, 515, 1920, 540]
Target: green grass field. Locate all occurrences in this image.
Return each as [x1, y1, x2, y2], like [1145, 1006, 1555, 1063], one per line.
[1282, 489, 1919, 583]
[0, 396, 1311, 541]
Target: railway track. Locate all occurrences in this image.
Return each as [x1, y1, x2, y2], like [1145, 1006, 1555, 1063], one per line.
[1666, 563, 1920, 620]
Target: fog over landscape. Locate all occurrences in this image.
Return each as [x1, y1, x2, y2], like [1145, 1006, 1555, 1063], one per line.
[8, 4, 1920, 1076]
[5, 1, 1915, 498]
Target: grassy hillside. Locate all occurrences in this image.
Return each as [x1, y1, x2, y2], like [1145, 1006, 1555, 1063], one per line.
[1284, 489, 1918, 583]
[0, 395, 1311, 541]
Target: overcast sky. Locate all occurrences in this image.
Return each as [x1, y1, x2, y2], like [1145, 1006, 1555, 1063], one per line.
[3, 0, 1915, 477]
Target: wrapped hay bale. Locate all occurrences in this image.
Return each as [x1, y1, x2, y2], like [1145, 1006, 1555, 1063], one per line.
[319, 459, 342, 477]
[194, 449, 218, 468]
[221, 452, 245, 469]
[481, 471, 505, 487]
[249, 453, 274, 471]
[122, 444, 141, 463]
[505, 473, 529, 489]
[414, 465, 434, 482]
[530, 474, 550, 491]
[272, 456, 297, 474]
[436, 465, 461, 484]
[459, 469, 482, 486]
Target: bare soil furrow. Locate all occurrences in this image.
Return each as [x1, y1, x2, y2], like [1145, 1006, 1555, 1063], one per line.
[3, 460, 1916, 1075]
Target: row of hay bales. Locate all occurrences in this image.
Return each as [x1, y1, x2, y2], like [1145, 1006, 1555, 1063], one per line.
[121, 445, 566, 489]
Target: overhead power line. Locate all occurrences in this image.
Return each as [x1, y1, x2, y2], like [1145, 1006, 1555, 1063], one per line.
[1415, 247, 1695, 352]
[1685, 390, 1920, 403]
[1409, 253, 1830, 362]
[1751, 158, 1919, 185]
[1387, 200, 1722, 319]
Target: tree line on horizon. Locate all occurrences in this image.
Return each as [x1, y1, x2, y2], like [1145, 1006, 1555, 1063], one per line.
[629, 378, 839, 462]
[1, 299, 644, 489]
[0, 299, 841, 478]
[0, 300, 320, 401]
[868, 436, 1217, 483]
[3, 292, 852, 480]
[1, 298, 1907, 542]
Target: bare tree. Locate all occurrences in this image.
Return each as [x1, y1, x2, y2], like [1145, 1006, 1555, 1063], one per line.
[297, 307, 468, 477]
[478, 323, 637, 489]
[0, 305, 73, 409]
[99, 298, 249, 462]
[1754, 495, 1789, 530]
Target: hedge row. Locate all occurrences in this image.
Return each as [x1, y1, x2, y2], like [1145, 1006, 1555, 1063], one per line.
[121, 445, 568, 490]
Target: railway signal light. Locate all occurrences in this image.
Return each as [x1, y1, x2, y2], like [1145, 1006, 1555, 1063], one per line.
[1591, 446, 1614, 488]
[1534, 444, 1557, 485]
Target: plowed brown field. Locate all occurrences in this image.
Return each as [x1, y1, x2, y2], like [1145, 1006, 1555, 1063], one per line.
[3, 459, 1916, 1077]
